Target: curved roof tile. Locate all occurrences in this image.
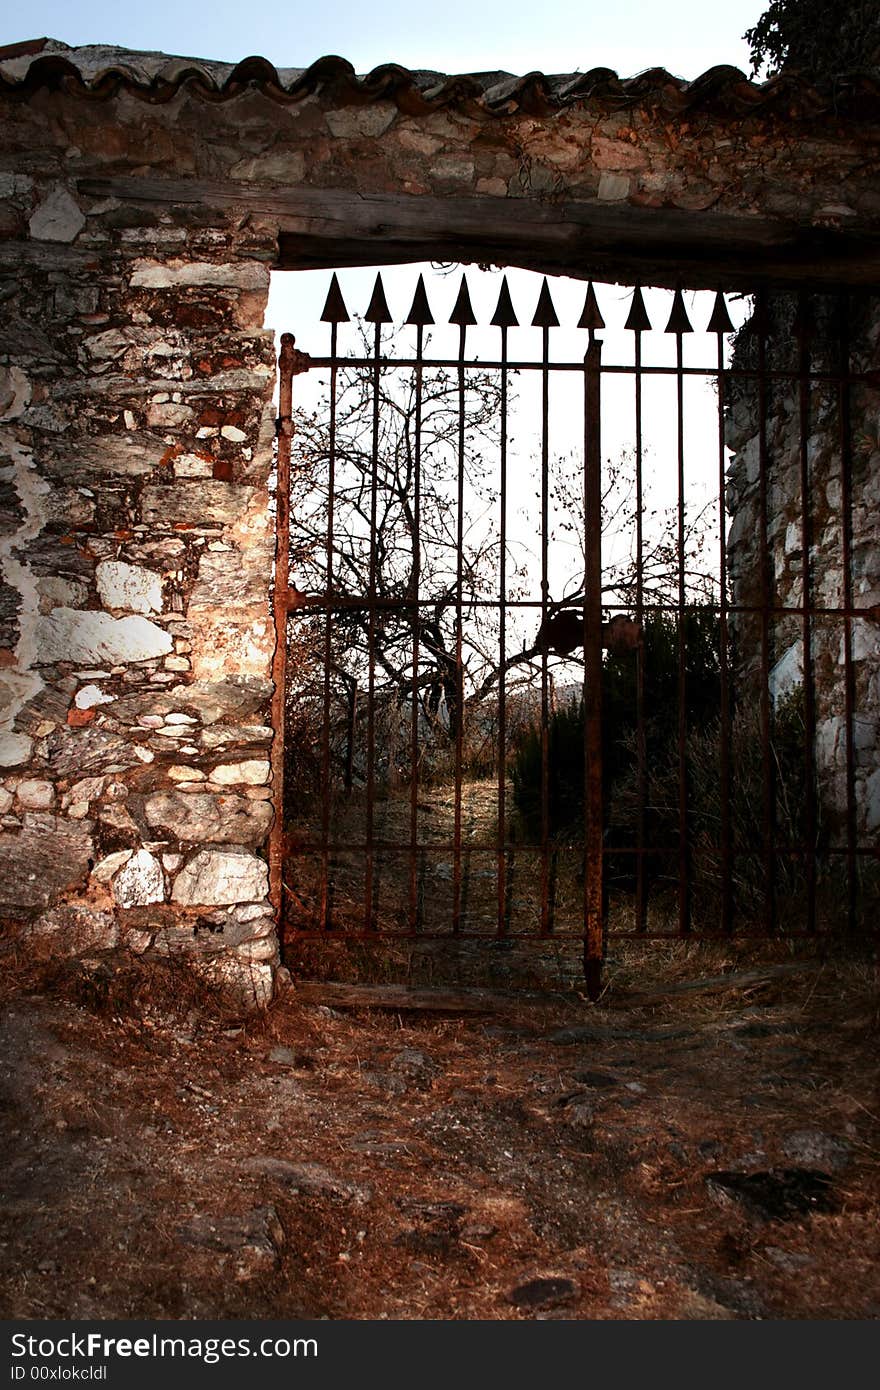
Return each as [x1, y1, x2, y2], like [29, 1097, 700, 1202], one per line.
[2, 38, 880, 119]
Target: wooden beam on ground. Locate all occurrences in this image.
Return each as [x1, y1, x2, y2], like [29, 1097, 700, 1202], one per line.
[619, 961, 820, 1007]
[293, 982, 547, 1012]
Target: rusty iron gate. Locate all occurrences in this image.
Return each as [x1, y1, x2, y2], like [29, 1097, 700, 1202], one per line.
[269, 273, 878, 998]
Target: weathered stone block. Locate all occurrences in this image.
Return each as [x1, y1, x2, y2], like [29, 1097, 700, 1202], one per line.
[15, 779, 55, 810]
[130, 260, 269, 291]
[171, 847, 269, 906]
[28, 186, 86, 243]
[0, 734, 33, 769]
[208, 759, 270, 786]
[113, 848, 165, 907]
[93, 849, 133, 882]
[188, 546, 271, 611]
[140, 482, 255, 528]
[29, 904, 119, 953]
[597, 172, 630, 201]
[0, 366, 31, 421]
[34, 609, 172, 666]
[229, 150, 306, 183]
[46, 725, 143, 778]
[96, 560, 163, 615]
[144, 790, 273, 844]
[187, 611, 273, 682]
[0, 814, 94, 913]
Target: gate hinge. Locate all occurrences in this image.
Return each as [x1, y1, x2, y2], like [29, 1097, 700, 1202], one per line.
[279, 334, 312, 378]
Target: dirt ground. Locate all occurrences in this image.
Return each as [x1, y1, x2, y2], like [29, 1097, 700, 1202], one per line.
[0, 937, 878, 1321]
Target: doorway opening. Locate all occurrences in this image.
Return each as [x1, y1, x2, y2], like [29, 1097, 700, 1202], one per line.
[266, 266, 877, 994]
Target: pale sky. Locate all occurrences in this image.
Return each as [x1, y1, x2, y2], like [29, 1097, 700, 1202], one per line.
[9, 0, 768, 79]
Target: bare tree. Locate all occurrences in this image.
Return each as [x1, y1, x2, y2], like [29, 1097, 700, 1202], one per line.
[286, 323, 718, 793]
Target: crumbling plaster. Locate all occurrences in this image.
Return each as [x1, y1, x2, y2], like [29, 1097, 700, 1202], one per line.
[2, 39, 880, 998]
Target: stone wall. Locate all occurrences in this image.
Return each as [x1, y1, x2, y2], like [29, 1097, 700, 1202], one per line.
[2, 39, 880, 995]
[0, 174, 279, 1004]
[724, 294, 880, 839]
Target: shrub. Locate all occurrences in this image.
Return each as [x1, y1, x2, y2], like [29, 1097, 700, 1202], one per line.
[510, 607, 723, 840]
[611, 686, 822, 917]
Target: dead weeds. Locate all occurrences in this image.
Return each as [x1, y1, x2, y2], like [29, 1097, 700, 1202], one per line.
[0, 933, 878, 1320]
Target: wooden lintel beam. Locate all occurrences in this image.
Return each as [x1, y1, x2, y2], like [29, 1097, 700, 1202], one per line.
[76, 176, 880, 291]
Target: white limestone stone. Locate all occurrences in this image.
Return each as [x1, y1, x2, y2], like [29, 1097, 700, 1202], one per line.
[208, 760, 271, 786]
[0, 734, 33, 769]
[171, 848, 269, 906]
[168, 765, 205, 782]
[145, 790, 272, 844]
[325, 106, 396, 139]
[92, 849, 133, 883]
[173, 453, 214, 478]
[129, 260, 269, 291]
[145, 401, 193, 429]
[234, 936, 277, 962]
[769, 641, 803, 706]
[15, 779, 55, 810]
[229, 150, 306, 182]
[233, 902, 274, 922]
[113, 849, 165, 908]
[74, 683, 116, 710]
[96, 559, 163, 615]
[597, 172, 630, 201]
[28, 186, 86, 243]
[34, 609, 172, 665]
[0, 366, 31, 421]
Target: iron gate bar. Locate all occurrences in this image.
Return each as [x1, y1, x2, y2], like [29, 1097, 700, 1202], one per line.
[319, 318, 339, 934]
[285, 926, 859, 942]
[632, 294, 648, 936]
[270, 331, 310, 921]
[534, 280, 558, 937]
[838, 290, 858, 933]
[796, 290, 818, 935]
[671, 301, 692, 937]
[304, 356, 870, 385]
[405, 282, 429, 936]
[492, 276, 518, 941]
[364, 275, 392, 934]
[282, 838, 879, 856]
[583, 324, 604, 998]
[714, 302, 734, 937]
[450, 275, 476, 937]
[316, 272, 351, 935]
[755, 291, 777, 935]
[285, 592, 880, 621]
